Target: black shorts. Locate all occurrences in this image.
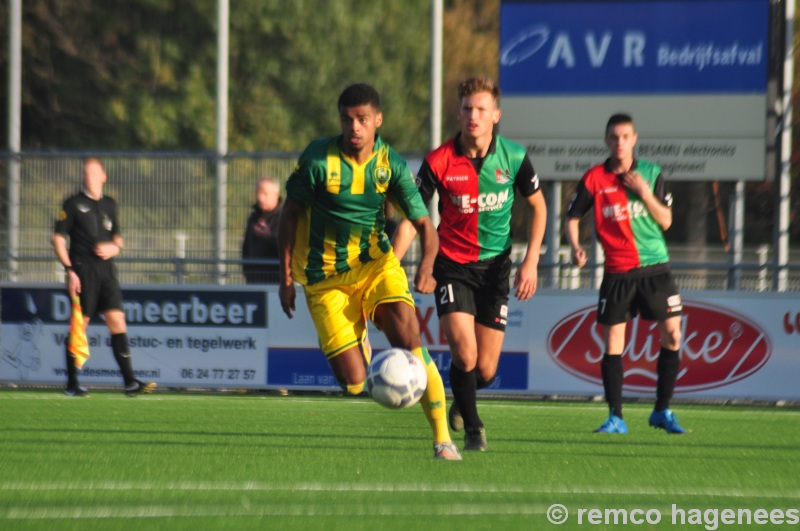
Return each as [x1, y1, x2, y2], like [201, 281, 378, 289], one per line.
[73, 261, 124, 318]
[597, 265, 683, 325]
[432, 250, 511, 331]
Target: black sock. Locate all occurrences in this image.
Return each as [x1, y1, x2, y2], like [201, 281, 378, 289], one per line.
[111, 333, 135, 386]
[655, 347, 680, 411]
[476, 374, 496, 391]
[64, 335, 79, 389]
[449, 364, 483, 430]
[601, 353, 624, 418]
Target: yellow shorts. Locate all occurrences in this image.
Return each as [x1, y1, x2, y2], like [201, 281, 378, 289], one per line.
[303, 251, 415, 359]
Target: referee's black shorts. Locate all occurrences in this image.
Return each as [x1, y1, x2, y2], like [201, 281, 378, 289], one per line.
[432, 250, 512, 331]
[73, 261, 124, 318]
[597, 264, 683, 326]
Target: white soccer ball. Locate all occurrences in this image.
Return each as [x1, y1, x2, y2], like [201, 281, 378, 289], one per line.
[366, 348, 428, 409]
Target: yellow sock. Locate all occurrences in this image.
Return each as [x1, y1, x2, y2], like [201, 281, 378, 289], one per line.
[411, 346, 451, 443]
[346, 381, 365, 395]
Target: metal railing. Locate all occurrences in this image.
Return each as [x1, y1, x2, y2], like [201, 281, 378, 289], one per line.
[2, 152, 798, 291]
[6, 243, 800, 292]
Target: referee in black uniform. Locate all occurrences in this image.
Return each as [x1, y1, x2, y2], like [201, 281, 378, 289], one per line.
[52, 157, 156, 397]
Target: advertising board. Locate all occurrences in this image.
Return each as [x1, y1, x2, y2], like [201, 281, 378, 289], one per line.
[3, 284, 797, 401]
[499, 0, 771, 181]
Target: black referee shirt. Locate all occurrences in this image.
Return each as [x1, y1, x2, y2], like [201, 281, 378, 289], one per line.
[54, 190, 121, 264]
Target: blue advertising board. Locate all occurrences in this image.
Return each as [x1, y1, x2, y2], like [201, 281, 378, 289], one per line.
[500, 0, 769, 95]
[0, 287, 267, 327]
[0, 285, 269, 388]
[267, 348, 530, 392]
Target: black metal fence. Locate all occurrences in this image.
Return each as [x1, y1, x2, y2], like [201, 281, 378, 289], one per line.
[2, 152, 798, 291]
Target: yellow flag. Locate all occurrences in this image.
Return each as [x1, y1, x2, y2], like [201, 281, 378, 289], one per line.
[68, 294, 90, 369]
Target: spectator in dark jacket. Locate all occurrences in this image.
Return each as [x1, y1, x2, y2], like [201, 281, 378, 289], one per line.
[242, 177, 282, 284]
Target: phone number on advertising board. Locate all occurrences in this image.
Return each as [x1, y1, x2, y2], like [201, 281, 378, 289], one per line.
[180, 368, 256, 381]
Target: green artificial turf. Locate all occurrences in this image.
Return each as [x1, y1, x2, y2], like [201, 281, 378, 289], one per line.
[1, 390, 798, 530]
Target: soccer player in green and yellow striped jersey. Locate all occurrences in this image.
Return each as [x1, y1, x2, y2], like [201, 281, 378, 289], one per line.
[277, 84, 462, 460]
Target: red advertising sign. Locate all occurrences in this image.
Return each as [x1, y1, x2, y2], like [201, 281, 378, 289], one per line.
[547, 301, 771, 392]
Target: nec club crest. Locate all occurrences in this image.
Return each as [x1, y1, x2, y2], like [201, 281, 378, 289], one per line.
[546, 301, 771, 392]
[495, 168, 511, 184]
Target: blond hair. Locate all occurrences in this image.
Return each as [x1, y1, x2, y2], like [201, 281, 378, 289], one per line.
[457, 76, 501, 103]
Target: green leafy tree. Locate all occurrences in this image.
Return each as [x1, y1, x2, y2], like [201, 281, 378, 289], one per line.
[441, 0, 499, 137]
[226, 0, 431, 151]
[0, 0, 433, 152]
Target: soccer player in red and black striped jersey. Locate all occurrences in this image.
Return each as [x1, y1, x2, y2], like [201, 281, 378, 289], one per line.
[566, 113, 686, 435]
[394, 77, 547, 451]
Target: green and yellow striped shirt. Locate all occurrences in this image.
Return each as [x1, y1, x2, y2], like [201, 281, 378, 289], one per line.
[286, 135, 428, 285]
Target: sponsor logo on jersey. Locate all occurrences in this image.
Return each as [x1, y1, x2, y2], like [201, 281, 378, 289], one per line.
[449, 194, 474, 213]
[449, 190, 511, 214]
[601, 204, 629, 222]
[601, 201, 649, 222]
[77, 204, 91, 213]
[446, 174, 470, 182]
[103, 215, 113, 231]
[546, 301, 771, 392]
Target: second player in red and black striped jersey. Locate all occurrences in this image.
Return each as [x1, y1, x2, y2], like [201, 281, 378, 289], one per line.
[392, 77, 547, 452]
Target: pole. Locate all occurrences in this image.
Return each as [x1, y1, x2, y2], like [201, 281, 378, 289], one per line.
[215, 0, 229, 284]
[728, 180, 744, 290]
[429, 0, 443, 228]
[775, 0, 793, 292]
[430, 0, 443, 150]
[544, 181, 561, 288]
[8, 0, 22, 281]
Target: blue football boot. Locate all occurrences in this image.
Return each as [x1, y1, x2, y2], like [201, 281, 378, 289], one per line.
[649, 408, 686, 434]
[594, 414, 628, 434]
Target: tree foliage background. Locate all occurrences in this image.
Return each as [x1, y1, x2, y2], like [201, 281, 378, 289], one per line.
[0, 0, 501, 152]
[0, 0, 440, 151]
[0, 0, 798, 245]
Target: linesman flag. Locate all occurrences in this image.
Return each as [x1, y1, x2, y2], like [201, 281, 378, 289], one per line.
[68, 294, 90, 369]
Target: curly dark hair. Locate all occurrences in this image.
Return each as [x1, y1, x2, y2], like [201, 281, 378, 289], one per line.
[338, 83, 381, 110]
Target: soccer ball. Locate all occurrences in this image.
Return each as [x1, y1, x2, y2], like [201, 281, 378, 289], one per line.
[366, 348, 428, 409]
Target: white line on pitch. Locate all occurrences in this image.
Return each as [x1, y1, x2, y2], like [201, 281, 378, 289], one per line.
[4, 502, 554, 520]
[1, 481, 798, 500]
